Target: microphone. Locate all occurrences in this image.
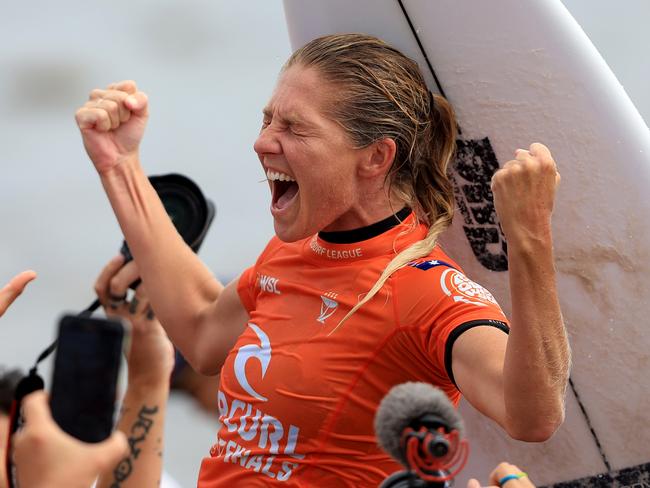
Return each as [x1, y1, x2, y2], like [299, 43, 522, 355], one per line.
[374, 382, 469, 487]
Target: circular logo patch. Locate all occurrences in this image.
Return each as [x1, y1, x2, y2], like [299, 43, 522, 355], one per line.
[440, 269, 498, 307]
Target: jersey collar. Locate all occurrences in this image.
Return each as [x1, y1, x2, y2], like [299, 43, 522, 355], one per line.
[302, 212, 427, 264]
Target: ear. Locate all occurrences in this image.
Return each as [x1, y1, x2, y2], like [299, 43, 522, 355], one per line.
[358, 138, 397, 179]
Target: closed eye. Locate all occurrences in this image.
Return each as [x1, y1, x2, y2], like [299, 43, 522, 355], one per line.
[290, 127, 308, 137]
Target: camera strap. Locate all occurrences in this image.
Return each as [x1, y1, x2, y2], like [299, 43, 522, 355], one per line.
[4, 298, 101, 488]
[4, 173, 214, 485]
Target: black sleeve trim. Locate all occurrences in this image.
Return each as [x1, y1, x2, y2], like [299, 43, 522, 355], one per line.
[444, 319, 510, 389]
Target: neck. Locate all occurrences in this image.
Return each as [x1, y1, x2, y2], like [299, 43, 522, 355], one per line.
[321, 186, 410, 232]
[319, 207, 411, 243]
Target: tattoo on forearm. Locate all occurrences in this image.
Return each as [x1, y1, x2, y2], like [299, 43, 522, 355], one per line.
[110, 405, 159, 488]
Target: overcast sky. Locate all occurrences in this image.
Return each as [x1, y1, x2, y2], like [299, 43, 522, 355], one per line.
[1, 1, 648, 485]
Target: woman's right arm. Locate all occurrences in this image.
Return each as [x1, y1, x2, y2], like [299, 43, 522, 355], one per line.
[76, 80, 246, 371]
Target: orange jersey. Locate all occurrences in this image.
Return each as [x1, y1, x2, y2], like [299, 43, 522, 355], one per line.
[198, 214, 508, 487]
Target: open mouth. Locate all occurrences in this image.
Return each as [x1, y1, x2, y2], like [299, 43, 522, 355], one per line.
[267, 169, 299, 210]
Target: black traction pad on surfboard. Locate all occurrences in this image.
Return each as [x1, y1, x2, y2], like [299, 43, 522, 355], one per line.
[540, 463, 650, 488]
[449, 137, 508, 272]
[395, 0, 508, 272]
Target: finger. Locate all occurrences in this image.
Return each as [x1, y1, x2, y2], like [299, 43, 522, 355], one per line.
[108, 260, 140, 301]
[466, 479, 482, 488]
[93, 98, 121, 130]
[529, 142, 552, 160]
[489, 463, 529, 486]
[124, 91, 148, 117]
[128, 284, 150, 316]
[89, 88, 108, 101]
[97, 90, 132, 124]
[20, 391, 52, 425]
[75, 107, 111, 132]
[92, 431, 128, 470]
[95, 255, 126, 305]
[0, 270, 36, 317]
[94, 81, 137, 98]
[489, 462, 514, 484]
[113, 80, 138, 95]
[92, 92, 131, 123]
[514, 148, 531, 162]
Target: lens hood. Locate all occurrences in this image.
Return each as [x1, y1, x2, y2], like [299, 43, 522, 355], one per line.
[120, 173, 215, 262]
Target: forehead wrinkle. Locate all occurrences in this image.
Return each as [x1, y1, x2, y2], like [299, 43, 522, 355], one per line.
[264, 66, 339, 129]
[263, 103, 317, 129]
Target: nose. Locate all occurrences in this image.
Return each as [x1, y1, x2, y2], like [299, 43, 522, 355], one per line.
[253, 125, 282, 156]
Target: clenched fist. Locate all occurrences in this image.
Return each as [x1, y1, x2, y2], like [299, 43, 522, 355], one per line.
[491, 143, 560, 244]
[75, 80, 149, 174]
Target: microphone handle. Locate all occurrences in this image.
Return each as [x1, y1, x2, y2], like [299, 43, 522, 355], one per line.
[379, 470, 450, 488]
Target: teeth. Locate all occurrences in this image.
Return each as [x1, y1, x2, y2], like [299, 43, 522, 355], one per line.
[266, 169, 296, 182]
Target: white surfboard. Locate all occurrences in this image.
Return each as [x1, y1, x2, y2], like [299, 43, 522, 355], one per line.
[283, 1, 650, 486]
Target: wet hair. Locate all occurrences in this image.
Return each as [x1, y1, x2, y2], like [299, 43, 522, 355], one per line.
[0, 368, 24, 415]
[284, 34, 456, 328]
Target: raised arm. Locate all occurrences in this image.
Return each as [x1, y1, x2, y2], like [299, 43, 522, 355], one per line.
[452, 143, 570, 441]
[76, 81, 245, 370]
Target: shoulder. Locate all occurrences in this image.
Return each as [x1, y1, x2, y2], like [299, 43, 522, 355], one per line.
[239, 235, 286, 285]
[393, 247, 463, 298]
[393, 248, 503, 322]
[257, 235, 286, 261]
[254, 234, 308, 265]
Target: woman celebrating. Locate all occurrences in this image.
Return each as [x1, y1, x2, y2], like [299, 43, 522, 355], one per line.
[76, 34, 570, 487]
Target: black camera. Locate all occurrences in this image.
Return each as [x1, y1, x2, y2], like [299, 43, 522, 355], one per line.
[120, 173, 216, 262]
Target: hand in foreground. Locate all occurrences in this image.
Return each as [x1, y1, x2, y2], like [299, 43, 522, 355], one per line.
[491, 143, 560, 243]
[13, 391, 127, 488]
[467, 462, 535, 488]
[95, 254, 175, 385]
[75, 80, 149, 174]
[0, 270, 36, 318]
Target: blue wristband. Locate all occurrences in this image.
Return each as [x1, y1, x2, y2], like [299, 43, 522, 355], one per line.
[499, 473, 528, 486]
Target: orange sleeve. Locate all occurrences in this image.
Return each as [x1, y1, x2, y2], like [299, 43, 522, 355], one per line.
[397, 262, 509, 389]
[237, 265, 257, 313]
[424, 282, 509, 389]
[236, 236, 284, 313]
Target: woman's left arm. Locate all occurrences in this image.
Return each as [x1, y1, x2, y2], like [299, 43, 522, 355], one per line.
[452, 143, 570, 442]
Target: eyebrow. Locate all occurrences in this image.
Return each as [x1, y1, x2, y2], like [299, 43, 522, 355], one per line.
[262, 107, 312, 128]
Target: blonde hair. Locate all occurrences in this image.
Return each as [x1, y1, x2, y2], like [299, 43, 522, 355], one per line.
[284, 34, 457, 330]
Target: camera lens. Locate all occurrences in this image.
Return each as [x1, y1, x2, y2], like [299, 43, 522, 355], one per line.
[120, 173, 215, 264]
[158, 188, 203, 241]
[149, 173, 215, 251]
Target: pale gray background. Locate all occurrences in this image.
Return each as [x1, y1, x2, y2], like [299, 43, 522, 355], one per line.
[1, 1, 647, 485]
